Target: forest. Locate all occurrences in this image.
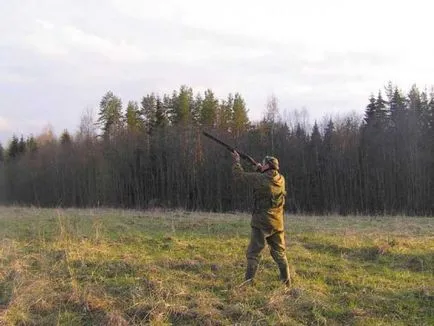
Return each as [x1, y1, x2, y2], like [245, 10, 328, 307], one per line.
[0, 82, 433, 215]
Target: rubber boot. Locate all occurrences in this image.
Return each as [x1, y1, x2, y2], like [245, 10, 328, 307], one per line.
[245, 259, 259, 282]
[279, 265, 291, 287]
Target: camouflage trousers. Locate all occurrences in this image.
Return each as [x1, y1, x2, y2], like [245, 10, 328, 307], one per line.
[245, 227, 290, 284]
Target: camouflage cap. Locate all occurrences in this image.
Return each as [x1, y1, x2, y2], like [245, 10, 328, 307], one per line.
[263, 156, 279, 170]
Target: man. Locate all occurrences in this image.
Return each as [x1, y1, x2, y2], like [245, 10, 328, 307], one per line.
[232, 151, 291, 287]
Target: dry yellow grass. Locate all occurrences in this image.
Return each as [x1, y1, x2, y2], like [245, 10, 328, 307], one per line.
[0, 206, 433, 325]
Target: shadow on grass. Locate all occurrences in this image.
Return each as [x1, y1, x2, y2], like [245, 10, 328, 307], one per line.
[301, 241, 433, 273]
[0, 279, 13, 307]
[70, 259, 137, 279]
[11, 301, 120, 326]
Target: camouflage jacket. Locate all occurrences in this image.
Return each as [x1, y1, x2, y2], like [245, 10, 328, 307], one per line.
[233, 162, 287, 231]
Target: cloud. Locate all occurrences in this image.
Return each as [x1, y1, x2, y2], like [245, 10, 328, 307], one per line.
[0, 0, 433, 142]
[111, 0, 433, 53]
[0, 116, 12, 132]
[36, 19, 54, 30]
[0, 115, 54, 142]
[0, 73, 35, 84]
[24, 20, 147, 63]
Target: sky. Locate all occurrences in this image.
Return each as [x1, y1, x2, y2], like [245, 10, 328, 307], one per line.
[1, 0, 433, 144]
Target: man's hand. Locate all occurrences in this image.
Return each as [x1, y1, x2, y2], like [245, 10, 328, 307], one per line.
[232, 150, 240, 163]
[255, 163, 263, 172]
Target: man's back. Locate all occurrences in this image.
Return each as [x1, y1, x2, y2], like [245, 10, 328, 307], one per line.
[233, 163, 286, 231]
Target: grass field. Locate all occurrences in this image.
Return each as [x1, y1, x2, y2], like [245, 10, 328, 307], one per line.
[0, 207, 433, 325]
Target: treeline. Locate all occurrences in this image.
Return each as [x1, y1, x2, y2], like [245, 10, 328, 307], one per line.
[0, 83, 433, 215]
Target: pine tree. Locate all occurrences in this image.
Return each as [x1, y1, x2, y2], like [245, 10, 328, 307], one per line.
[428, 89, 434, 131]
[97, 91, 123, 137]
[390, 87, 406, 126]
[18, 136, 26, 155]
[363, 92, 388, 131]
[0, 143, 4, 163]
[231, 93, 249, 137]
[26, 136, 37, 153]
[155, 96, 169, 128]
[375, 91, 388, 128]
[408, 85, 422, 115]
[310, 122, 321, 148]
[324, 119, 335, 149]
[430, 91, 434, 213]
[361, 93, 387, 214]
[141, 93, 157, 132]
[428, 89, 434, 161]
[200, 89, 218, 127]
[171, 85, 193, 125]
[7, 135, 19, 160]
[364, 95, 377, 126]
[217, 94, 233, 132]
[60, 129, 72, 145]
[419, 90, 431, 132]
[295, 123, 307, 141]
[125, 100, 143, 133]
[323, 118, 336, 211]
[308, 121, 323, 213]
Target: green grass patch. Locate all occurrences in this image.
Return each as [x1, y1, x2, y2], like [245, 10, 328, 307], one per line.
[0, 207, 432, 325]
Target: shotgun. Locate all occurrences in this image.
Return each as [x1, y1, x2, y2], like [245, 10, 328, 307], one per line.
[202, 131, 259, 167]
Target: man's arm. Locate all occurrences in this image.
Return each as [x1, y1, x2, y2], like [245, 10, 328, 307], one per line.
[232, 151, 264, 186]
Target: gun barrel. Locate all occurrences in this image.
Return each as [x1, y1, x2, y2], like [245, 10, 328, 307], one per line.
[202, 131, 258, 166]
[202, 131, 235, 152]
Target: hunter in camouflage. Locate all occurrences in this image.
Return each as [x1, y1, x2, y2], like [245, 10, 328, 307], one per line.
[232, 151, 291, 287]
